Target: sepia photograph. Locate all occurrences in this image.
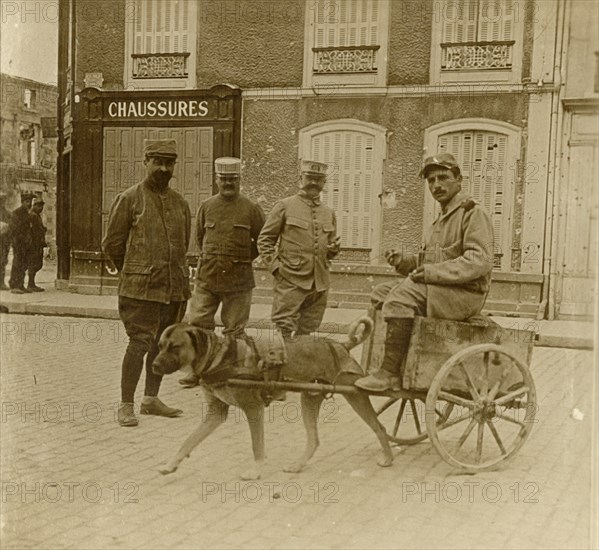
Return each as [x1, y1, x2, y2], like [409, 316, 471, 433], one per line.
[0, 0, 597, 548]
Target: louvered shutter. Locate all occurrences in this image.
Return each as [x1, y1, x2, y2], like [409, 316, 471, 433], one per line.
[134, 0, 190, 54]
[314, 0, 379, 47]
[478, 0, 515, 41]
[443, 0, 477, 43]
[311, 130, 374, 249]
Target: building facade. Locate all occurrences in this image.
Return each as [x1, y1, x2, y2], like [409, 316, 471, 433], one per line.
[57, 0, 597, 318]
[1, 73, 58, 253]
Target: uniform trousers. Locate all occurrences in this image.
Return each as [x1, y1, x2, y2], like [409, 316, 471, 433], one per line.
[271, 273, 328, 335]
[118, 296, 187, 403]
[189, 285, 253, 336]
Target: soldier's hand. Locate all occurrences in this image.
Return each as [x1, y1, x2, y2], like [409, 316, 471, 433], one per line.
[384, 248, 402, 266]
[327, 236, 341, 254]
[409, 265, 425, 283]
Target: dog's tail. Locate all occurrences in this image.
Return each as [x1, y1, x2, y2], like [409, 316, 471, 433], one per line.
[342, 315, 374, 351]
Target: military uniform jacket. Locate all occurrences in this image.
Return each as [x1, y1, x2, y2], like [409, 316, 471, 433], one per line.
[102, 181, 191, 304]
[196, 194, 265, 292]
[395, 191, 494, 318]
[258, 194, 338, 292]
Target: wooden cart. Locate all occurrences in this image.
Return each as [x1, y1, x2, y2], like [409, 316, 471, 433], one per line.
[361, 311, 537, 472]
[227, 312, 537, 473]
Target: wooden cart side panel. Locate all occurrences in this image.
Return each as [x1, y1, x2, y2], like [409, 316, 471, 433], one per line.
[405, 318, 535, 392]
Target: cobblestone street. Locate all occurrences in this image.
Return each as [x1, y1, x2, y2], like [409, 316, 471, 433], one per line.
[0, 314, 596, 549]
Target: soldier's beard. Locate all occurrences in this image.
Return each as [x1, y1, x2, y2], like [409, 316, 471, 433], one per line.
[151, 173, 171, 191]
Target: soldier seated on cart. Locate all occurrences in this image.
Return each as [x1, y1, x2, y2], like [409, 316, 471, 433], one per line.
[355, 153, 495, 392]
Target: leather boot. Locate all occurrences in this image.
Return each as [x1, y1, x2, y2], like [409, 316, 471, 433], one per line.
[355, 318, 414, 392]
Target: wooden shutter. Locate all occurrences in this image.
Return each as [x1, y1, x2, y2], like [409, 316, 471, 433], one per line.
[478, 0, 515, 42]
[134, 0, 190, 54]
[314, 0, 379, 47]
[443, 0, 478, 43]
[310, 130, 374, 249]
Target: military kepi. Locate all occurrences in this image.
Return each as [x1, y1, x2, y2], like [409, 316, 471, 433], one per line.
[144, 139, 178, 159]
[419, 153, 459, 178]
[301, 159, 327, 177]
[215, 157, 241, 177]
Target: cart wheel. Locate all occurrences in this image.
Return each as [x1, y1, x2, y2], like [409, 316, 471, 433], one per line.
[425, 343, 536, 472]
[375, 395, 454, 445]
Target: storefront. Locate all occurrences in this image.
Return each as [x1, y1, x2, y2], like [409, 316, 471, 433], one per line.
[57, 84, 241, 293]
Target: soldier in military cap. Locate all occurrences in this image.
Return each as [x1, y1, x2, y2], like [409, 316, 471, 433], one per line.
[103, 139, 191, 426]
[180, 157, 265, 388]
[258, 159, 341, 338]
[8, 191, 34, 294]
[26, 196, 47, 292]
[355, 152, 495, 391]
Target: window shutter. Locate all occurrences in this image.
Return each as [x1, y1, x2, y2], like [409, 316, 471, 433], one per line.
[478, 0, 513, 42]
[133, 0, 190, 54]
[311, 129, 375, 248]
[443, 0, 477, 43]
[314, 0, 379, 47]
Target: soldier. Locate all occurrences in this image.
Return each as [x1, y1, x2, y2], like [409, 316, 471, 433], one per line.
[180, 157, 265, 388]
[258, 160, 341, 338]
[9, 192, 34, 294]
[103, 139, 191, 427]
[355, 153, 495, 392]
[0, 191, 12, 290]
[27, 196, 47, 292]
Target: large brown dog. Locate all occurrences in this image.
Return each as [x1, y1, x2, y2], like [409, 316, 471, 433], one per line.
[152, 317, 394, 479]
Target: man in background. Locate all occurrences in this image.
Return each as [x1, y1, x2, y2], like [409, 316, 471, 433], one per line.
[9, 192, 33, 294]
[27, 196, 47, 292]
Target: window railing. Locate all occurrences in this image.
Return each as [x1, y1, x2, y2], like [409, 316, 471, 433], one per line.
[313, 45, 379, 74]
[131, 53, 190, 79]
[441, 41, 515, 71]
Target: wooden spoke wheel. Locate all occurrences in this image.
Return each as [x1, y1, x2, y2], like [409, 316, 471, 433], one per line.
[425, 344, 536, 472]
[374, 394, 454, 445]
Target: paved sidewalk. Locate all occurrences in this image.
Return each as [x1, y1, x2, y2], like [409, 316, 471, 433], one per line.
[0, 261, 595, 350]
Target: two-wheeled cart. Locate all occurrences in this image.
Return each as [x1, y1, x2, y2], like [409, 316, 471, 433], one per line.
[227, 313, 537, 473]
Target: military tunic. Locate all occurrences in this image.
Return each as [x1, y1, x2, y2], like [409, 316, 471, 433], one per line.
[374, 191, 494, 320]
[258, 193, 339, 334]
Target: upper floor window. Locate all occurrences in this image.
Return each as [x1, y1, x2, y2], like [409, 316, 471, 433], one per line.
[124, 0, 197, 89]
[19, 125, 36, 166]
[304, 0, 390, 88]
[430, 0, 524, 84]
[23, 89, 36, 109]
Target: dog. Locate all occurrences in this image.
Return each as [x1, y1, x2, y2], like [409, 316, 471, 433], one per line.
[152, 317, 394, 479]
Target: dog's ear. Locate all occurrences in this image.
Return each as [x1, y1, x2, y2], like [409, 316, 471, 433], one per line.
[186, 326, 207, 355]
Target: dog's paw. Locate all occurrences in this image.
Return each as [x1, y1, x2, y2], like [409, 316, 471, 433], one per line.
[240, 468, 261, 480]
[283, 463, 305, 474]
[377, 454, 393, 468]
[158, 463, 178, 475]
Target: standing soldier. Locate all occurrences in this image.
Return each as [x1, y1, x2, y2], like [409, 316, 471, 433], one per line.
[180, 157, 265, 388]
[27, 196, 47, 292]
[258, 160, 341, 338]
[9, 192, 34, 294]
[103, 139, 191, 427]
[0, 191, 12, 290]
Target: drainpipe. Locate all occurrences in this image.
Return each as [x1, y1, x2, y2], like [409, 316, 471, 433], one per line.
[541, 0, 569, 320]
